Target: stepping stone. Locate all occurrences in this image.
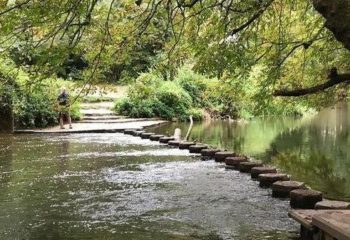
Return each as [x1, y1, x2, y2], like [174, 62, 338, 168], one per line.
[133, 130, 145, 136]
[225, 157, 248, 170]
[179, 141, 196, 149]
[201, 149, 220, 160]
[239, 161, 263, 173]
[251, 167, 277, 179]
[214, 151, 236, 162]
[168, 140, 181, 146]
[258, 173, 290, 188]
[189, 144, 208, 153]
[315, 200, 350, 210]
[124, 129, 140, 135]
[272, 181, 306, 198]
[159, 137, 175, 143]
[290, 189, 323, 209]
[150, 134, 165, 141]
[140, 132, 155, 139]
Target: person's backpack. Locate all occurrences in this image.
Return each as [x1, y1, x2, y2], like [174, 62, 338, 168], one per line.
[58, 93, 68, 106]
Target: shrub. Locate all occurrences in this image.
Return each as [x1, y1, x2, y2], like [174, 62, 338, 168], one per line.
[155, 81, 192, 119]
[187, 108, 204, 121]
[115, 67, 220, 121]
[115, 77, 195, 120]
[176, 66, 209, 107]
[13, 85, 81, 129]
[14, 93, 58, 128]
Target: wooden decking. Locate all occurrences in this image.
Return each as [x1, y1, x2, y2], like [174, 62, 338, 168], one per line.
[289, 209, 350, 240]
[313, 211, 350, 240]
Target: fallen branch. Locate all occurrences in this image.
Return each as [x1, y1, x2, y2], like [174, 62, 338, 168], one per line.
[273, 68, 350, 96]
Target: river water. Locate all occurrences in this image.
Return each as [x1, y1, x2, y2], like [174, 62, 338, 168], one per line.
[149, 102, 350, 201]
[0, 132, 297, 239]
[2, 103, 350, 239]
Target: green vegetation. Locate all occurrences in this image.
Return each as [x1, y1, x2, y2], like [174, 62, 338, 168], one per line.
[116, 65, 314, 120]
[115, 67, 207, 120]
[0, 57, 81, 128]
[1, 0, 350, 126]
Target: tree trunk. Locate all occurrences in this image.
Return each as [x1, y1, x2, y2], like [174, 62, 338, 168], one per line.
[312, 0, 350, 51]
[0, 90, 14, 134]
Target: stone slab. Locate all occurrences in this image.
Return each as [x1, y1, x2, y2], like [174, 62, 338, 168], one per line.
[159, 137, 175, 143]
[149, 135, 165, 141]
[168, 140, 181, 146]
[251, 167, 277, 179]
[239, 161, 263, 173]
[272, 181, 306, 198]
[124, 129, 140, 134]
[290, 189, 323, 209]
[214, 151, 236, 162]
[189, 144, 208, 153]
[225, 157, 248, 169]
[140, 132, 155, 139]
[258, 173, 290, 187]
[315, 200, 350, 210]
[201, 149, 220, 157]
[179, 141, 196, 149]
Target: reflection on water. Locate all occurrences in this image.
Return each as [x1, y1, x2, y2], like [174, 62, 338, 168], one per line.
[150, 102, 350, 200]
[0, 133, 298, 239]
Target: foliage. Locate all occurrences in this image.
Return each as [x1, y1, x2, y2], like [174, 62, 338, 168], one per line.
[0, 55, 81, 128]
[176, 66, 210, 107]
[14, 93, 57, 128]
[115, 69, 208, 121]
[1, 0, 350, 124]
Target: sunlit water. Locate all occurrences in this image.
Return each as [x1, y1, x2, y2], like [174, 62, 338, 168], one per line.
[149, 102, 350, 201]
[0, 132, 298, 239]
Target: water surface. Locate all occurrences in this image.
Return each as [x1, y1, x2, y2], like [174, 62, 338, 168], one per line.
[0, 133, 298, 239]
[149, 102, 350, 200]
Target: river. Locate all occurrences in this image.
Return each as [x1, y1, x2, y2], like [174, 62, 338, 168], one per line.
[149, 102, 350, 201]
[1, 103, 349, 239]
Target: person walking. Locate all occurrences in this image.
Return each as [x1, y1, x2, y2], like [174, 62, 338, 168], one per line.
[57, 87, 72, 129]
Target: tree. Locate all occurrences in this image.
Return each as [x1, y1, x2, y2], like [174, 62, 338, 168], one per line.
[1, 0, 350, 98]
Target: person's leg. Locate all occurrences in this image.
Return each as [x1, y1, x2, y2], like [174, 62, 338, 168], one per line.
[59, 112, 65, 129]
[68, 111, 72, 129]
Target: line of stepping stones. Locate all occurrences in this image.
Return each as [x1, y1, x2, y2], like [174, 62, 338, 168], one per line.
[123, 129, 350, 211]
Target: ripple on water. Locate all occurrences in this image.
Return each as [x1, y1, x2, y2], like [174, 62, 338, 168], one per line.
[55, 161, 298, 238]
[0, 133, 299, 240]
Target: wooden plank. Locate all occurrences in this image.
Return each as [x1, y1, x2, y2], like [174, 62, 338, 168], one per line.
[288, 210, 316, 229]
[312, 211, 350, 240]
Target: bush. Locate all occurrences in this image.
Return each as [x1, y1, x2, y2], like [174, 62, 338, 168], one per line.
[176, 66, 209, 107]
[115, 98, 155, 118]
[14, 93, 58, 128]
[115, 75, 196, 120]
[113, 66, 231, 121]
[155, 82, 192, 119]
[187, 108, 204, 121]
[13, 86, 81, 129]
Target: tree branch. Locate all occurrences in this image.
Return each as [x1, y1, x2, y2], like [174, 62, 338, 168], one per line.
[229, 0, 274, 35]
[273, 68, 350, 96]
[0, 0, 32, 16]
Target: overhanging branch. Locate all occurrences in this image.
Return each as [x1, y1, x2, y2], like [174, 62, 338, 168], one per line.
[273, 68, 350, 96]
